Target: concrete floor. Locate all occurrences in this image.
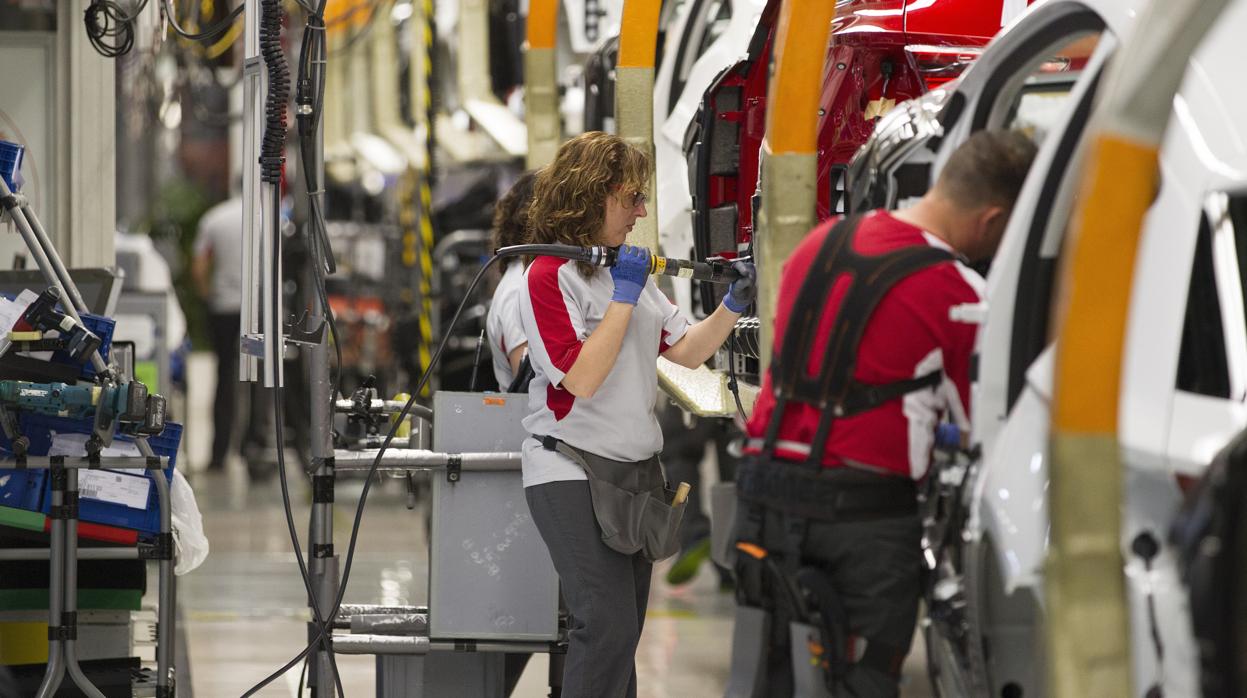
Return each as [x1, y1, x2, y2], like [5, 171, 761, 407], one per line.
[172, 353, 935, 696]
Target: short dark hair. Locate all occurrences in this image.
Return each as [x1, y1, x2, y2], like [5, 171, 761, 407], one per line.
[492, 171, 537, 270]
[934, 130, 1038, 210]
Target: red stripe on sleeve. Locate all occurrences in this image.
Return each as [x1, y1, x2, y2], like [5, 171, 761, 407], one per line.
[527, 257, 584, 374]
[659, 329, 672, 354]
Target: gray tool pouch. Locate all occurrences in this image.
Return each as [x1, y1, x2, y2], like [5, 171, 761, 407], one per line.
[549, 439, 687, 562]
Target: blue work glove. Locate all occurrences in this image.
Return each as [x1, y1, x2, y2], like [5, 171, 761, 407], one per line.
[610, 244, 652, 305]
[722, 260, 756, 313]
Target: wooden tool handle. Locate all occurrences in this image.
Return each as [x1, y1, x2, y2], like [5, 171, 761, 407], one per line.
[673, 482, 691, 505]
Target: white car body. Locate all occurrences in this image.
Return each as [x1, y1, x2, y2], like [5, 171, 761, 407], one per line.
[879, 0, 1247, 694]
[652, 0, 765, 314]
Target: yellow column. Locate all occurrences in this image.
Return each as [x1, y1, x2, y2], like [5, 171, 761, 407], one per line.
[615, 0, 662, 251]
[525, 0, 560, 168]
[1045, 0, 1228, 694]
[755, 0, 836, 368]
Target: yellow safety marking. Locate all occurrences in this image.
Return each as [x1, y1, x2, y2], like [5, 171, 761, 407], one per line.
[652, 257, 667, 275]
[526, 0, 558, 49]
[766, 0, 837, 155]
[618, 0, 662, 68]
[1052, 134, 1158, 434]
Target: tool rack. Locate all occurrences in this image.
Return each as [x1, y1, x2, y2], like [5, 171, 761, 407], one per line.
[0, 176, 178, 697]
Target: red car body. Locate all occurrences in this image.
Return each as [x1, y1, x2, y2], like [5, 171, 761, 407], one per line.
[687, 0, 1018, 312]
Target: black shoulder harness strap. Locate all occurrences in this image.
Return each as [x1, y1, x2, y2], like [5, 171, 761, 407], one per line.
[761, 213, 956, 464]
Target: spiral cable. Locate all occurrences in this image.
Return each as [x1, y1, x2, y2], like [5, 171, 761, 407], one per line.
[259, 0, 289, 184]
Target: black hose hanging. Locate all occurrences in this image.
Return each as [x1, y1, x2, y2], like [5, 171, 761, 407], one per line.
[259, 0, 289, 184]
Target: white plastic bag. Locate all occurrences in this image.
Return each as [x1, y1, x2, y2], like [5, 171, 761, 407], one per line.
[170, 469, 209, 575]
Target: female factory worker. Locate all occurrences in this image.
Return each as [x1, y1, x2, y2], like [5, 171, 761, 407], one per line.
[487, 171, 537, 389]
[519, 131, 754, 697]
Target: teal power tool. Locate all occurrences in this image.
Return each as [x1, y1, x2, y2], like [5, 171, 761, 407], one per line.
[0, 379, 166, 457]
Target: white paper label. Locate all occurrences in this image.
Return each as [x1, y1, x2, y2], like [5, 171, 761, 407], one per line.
[78, 470, 151, 509]
[48, 433, 151, 509]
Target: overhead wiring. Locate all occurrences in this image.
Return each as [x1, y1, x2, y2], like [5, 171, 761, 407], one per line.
[85, 0, 149, 57]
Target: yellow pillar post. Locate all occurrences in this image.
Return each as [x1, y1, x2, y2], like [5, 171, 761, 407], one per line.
[755, 0, 836, 368]
[615, 0, 662, 251]
[525, 0, 560, 168]
[1045, 0, 1227, 694]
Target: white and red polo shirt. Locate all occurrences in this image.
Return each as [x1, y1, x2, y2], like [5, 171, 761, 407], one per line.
[745, 210, 983, 481]
[487, 262, 528, 389]
[518, 256, 691, 488]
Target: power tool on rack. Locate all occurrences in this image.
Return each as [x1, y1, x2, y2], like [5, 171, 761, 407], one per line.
[0, 379, 167, 458]
[11, 287, 102, 364]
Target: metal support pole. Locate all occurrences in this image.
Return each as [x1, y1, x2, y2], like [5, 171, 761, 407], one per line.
[62, 469, 108, 698]
[33, 476, 67, 698]
[143, 436, 177, 698]
[328, 449, 521, 472]
[304, 26, 340, 696]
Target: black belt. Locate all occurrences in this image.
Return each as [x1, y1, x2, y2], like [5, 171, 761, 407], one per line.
[736, 455, 917, 523]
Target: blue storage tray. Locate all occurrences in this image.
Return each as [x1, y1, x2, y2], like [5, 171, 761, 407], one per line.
[0, 468, 44, 513]
[0, 415, 180, 536]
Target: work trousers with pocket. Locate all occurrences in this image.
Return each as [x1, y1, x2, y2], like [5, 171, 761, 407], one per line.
[526, 480, 652, 698]
[746, 503, 923, 697]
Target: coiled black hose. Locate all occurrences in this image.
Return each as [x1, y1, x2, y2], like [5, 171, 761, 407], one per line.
[259, 0, 289, 184]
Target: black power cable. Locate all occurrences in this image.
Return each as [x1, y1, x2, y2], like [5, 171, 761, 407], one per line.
[258, 254, 508, 691]
[259, 242, 749, 686]
[85, 0, 148, 58]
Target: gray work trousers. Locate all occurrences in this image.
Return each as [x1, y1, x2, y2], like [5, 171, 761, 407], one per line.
[526, 480, 652, 698]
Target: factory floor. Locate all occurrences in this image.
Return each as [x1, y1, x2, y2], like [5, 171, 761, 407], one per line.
[173, 354, 934, 696]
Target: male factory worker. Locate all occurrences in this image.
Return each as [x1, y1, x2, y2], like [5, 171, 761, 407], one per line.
[729, 130, 1037, 697]
[192, 194, 246, 471]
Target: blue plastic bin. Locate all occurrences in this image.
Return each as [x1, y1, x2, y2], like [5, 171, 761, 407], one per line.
[0, 468, 44, 513]
[0, 415, 181, 536]
[0, 140, 22, 193]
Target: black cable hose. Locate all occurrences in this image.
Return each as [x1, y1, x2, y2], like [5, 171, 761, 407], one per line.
[258, 255, 508, 689]
[259, 0, 289, 185]
[261, 243, 743, 683]
[85, 0, 146, 57]
[242, 189, 345, 698]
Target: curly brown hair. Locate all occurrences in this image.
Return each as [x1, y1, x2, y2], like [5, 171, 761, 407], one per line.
[528, 132, 651, 276]
[492, 171, 537, 270]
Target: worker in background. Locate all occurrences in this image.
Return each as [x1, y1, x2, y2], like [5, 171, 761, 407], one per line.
[730, 130, 1037, 696]
[487, 171, 537, 390]
[519, 132, 755, 698]
[191, 194, 246, 472]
